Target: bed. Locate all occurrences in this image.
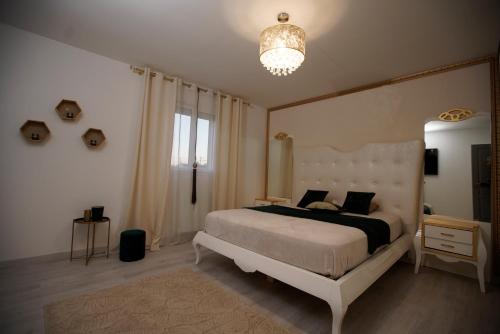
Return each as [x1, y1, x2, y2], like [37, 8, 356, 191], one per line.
[193, 140, 424, 334]
[205, 208, 403, 278]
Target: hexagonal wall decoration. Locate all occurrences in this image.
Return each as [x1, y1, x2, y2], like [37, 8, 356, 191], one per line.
[55, 99, 82, 121]
[82, 128, 106, 148]
[20, 120, 50, 143]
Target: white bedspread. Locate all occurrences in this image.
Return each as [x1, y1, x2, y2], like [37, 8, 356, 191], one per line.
[204, 208, 402, 278]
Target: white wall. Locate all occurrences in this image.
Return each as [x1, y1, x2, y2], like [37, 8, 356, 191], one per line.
[0, 24, 143, 261]
[424, 126, 491, 220]
[0, 24, 267, 261]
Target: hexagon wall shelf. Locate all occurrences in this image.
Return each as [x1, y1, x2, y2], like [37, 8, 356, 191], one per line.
[55, 99, 82, 121]
[20, 120, 50, 143]
[82, 128, 106, 148]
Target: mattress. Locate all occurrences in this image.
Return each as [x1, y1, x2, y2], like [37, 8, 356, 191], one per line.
[204, 208, 403, 278]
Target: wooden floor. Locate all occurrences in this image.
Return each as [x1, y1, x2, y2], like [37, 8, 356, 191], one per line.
[1, 243, 499, 334]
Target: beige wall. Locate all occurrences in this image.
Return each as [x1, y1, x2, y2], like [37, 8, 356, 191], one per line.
[238, 104, 267, 207]
[270, 63, 491, 150]
[269, 62, 493, 280]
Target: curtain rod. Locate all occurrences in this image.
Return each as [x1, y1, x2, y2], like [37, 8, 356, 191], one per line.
[130, 65, 251, 106]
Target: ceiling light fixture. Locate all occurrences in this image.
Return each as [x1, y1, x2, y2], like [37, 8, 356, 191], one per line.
[259, 12, 305, 76]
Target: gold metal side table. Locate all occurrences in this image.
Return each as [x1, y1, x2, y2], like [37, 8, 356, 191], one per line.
[70, 217, 111, 265]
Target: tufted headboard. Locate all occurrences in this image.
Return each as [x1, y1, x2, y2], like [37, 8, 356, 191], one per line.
[293, 140, 424, 235]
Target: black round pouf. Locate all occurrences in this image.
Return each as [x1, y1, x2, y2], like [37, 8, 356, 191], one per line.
[119, 229, 146, 262]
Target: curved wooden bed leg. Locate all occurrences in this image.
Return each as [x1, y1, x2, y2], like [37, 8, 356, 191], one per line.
[329, 302, 347, 334]
[193, 240, 201, 265]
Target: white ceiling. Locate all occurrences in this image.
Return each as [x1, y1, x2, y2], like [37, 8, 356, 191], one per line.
[425, 115, 491, 132]
[1, 0, 499, 108]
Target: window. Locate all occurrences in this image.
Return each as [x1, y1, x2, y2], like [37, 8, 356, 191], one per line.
[171, 107, 214, 169]
[195, 114, 214, 168]
[171, 113, 191, 166]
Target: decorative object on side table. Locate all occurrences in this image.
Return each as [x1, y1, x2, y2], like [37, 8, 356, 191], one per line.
[70, 206, 110, 265]
[91, 206, 104, 221]
[55, 99, 82, 121]
[82, 128, 106, 148]
[20, 120, 50, 143]
[84, 209, 91, 222]
[414, 215, 487, 293]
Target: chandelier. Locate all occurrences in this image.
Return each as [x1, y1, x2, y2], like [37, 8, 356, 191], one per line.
[259, 12, 305, 76]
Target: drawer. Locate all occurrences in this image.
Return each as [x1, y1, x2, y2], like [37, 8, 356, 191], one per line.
[424, 237, 473, 257]
[424, 225, 473, 245]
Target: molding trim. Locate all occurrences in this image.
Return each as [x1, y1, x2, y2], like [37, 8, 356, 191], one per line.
[0, 246, 114, 265]
[268, 55, 494, 112]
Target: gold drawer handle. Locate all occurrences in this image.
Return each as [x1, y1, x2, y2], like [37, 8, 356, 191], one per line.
[441, 243, 455, 249]
[440, 232, 455, 237]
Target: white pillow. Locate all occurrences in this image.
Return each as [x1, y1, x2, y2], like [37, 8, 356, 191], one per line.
[306, 201, 340, 211]
[306, 199, 378, 213]
[369, 202, 380, 213]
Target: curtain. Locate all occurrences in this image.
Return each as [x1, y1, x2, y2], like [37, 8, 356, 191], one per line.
[126, 68, 178, 251]
[127, 69, 236, 247]
[213, 95, 244, 210]
[165, 85, 216, 244]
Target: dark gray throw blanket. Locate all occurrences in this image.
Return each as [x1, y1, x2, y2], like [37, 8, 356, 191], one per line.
[247, 205, 390, 254]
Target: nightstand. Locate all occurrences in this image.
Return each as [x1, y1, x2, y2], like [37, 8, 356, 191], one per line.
[70, 217, 111, 265]
[254, 197, 290, 206]
[414, 215, 487, 293]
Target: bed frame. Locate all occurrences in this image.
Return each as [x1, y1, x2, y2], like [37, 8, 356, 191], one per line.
[193, 140, 424, 334]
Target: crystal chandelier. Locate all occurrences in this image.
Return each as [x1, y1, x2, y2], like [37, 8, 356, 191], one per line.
[259, 13, 305, 76]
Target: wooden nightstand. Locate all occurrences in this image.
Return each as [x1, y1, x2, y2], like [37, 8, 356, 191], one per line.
[414, 215, 487, 293]
[254, 197, 290, 206]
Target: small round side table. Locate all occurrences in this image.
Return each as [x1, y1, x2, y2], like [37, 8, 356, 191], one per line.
[70, 217, 111, 265]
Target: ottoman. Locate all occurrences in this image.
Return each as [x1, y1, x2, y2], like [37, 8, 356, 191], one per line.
[119, 229, 146, 262]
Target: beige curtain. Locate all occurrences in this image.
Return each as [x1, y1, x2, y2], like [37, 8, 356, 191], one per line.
[127, 68, 179, 251]
[212, 95, 243, 210]
[164, 85, 216, 243]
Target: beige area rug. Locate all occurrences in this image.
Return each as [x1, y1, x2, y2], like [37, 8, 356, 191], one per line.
[44, 268, 296, 334]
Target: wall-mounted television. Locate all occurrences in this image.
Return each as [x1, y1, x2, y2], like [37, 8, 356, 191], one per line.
[425, 148, 438, 175]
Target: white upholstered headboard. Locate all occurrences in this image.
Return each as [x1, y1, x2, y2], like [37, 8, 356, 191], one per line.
[293, 140, 424, 234]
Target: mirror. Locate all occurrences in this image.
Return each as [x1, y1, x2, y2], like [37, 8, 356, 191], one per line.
[423, 113, 491, 222]
[267, 132, 293, 199]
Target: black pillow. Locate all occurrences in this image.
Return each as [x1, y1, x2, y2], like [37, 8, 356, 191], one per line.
[297, 190, 328, 208]
[342, 191, 376, 215]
